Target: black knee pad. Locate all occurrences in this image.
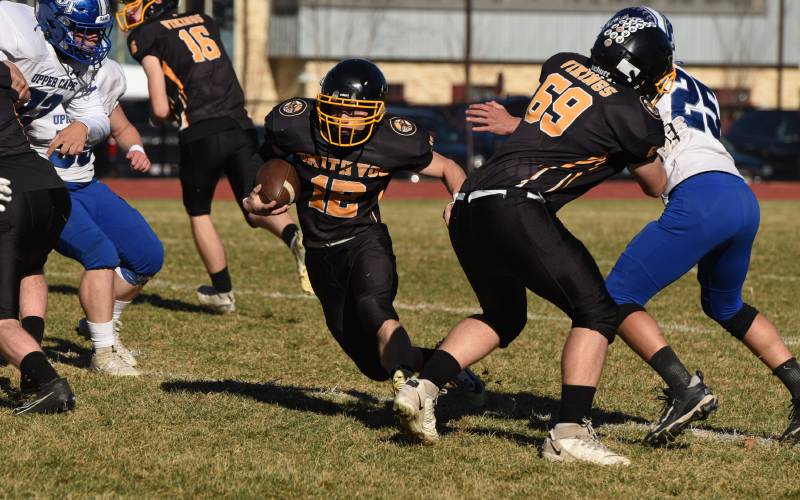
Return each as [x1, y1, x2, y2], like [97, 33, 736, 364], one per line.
[471, 311, 526, 348]
[617, 302, 646, 326]
[715, 303, 759, 340]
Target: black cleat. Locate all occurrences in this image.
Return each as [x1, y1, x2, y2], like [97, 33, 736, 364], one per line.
[644, 371, 718, 446]
[12, 378, 75, 416]
[779, 397, 800, 445]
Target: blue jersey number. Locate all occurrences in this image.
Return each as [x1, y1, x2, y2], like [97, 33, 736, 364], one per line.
[48, 149, 92, 169]
[17, 88, 64, 126]
[670, 68, 721, 139]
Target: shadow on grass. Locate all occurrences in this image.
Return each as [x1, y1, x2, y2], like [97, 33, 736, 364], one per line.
[43, 337, 92, 369]
[49, 283, 209, 314]
[160, 379, 651, 446]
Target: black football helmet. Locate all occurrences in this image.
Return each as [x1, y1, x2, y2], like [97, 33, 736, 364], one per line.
[116, 0, 180, 32]
[316, 59, 388, 147]
[590, 15, 675, 102]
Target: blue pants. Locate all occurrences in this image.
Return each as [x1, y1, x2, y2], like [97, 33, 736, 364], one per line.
[56, 179, 164, 285]
[605, 172, 760, 322]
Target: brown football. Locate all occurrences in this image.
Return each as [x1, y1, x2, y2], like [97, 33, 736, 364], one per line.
[256, 158, 301, 207]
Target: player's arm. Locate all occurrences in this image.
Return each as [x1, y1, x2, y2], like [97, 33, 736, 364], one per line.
[417, 152, 466, 196]
[109, 105, 150, 173]
[242, 143, 291, 217]
[140, 55, 171, 122]
[0, 60, 29, 104]
[465, 100, 520, 135]
[629, 156, 666, 197]
[49, 89, 110, 156]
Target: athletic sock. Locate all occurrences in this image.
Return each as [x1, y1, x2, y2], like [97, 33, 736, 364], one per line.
[773, 357, 800, 400]
[20, 351, 58, 393]
[281, 224, 299, 248]
[21, 316, 45, 345]
[418, 349, 462, 390]
[559, 385, 596, 424]
[418, 347, 436, 365]
[647, 346, 692, 391]
[210, 267, 233, 294]
[112, 300, 131, 323]
[88, 320, 115, 350]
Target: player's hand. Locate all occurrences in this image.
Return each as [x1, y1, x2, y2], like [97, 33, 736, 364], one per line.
[2, 61, 30, 104]
[0, 177, 11, 213]
[128, 150, 151, 172]
[243, 185, 289, 216]
[443, 201, 454, 226]
[47, 121, 89, 156]
[465, 101, 520, 135]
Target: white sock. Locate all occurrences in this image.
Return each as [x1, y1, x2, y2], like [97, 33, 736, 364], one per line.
[113, 300, 131, 323]
[88, 320, 114, 349]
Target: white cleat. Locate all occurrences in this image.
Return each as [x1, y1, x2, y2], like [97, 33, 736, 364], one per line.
[112, 320, 138, 367]
[90, 347, 141, 377]
[196, 285, 236, 313]
[393, 377, 439, 444]
[290, 234, 314, 296]
[391, 368, 413, 398]
[78, 318, 138, 367]
[541, 420, 630, 466]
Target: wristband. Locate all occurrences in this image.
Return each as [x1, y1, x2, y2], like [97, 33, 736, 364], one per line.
[128, 144, 145, 154]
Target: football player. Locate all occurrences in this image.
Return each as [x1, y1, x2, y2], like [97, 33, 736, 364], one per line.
[116, 0, 312, 313]
[394, 19, 675, 465]
[20, 57, 164, 377]
[467, 6, 800, 448]
[243, 59, 485, 403]
[0, 59, 75, 415]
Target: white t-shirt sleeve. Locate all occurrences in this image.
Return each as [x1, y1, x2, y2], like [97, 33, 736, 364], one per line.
[63, 87, 111, 145]
[97, 60, 127, 116]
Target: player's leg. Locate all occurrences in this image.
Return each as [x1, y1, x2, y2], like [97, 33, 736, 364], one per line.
[19, 271, 47, 345]
[226, 130, 312, 295]
[697, 184, 800, 442]
[0, 188, 75, 413]
[55, 183, 138, 376]
[394, 198, 526, 444]
[179, 136, 235, 312]
[83, 180, 164, 366]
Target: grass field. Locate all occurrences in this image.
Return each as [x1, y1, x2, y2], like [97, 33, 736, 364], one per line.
[1, 196, 799, 498]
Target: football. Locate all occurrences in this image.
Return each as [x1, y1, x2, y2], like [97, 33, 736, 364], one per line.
[256, 158, 301, 207]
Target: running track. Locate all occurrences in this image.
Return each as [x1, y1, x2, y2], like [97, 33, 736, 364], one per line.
[103, 178, 800, 201]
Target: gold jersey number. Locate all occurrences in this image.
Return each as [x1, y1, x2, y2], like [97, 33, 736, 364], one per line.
[524, 73, 593, 137]
[178, 26, 221, 63]
[309, 175, 367, 218]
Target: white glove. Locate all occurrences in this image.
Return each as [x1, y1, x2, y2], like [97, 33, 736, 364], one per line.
[0, 177, 11, 213]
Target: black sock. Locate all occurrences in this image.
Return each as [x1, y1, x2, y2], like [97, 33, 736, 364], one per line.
[773, 358, 800, 400]
[559, 385, 596, 424]
[281, 224, 299, 248]
[648, 346, 692, 391]
[21, 316, 45, 345]
[210, 267, 233, 294]
[20, 351, 58, 393]
[418, 349, 462, 390]
[418, 347, 436, 365]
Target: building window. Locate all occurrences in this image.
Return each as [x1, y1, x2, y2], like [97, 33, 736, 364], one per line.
[713, 88, 751, 133]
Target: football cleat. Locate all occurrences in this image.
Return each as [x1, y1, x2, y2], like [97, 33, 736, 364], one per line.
[196, 285, 236, 314]
[290, 234, 314, 296]
[779, 397, 800, 445]
[393, 377, 439, 444]
[90, 347, 141, 377]
[78, 318, 138, 367]
[445, 367, 487, 407]
[542, 420, 630, 466]
[644, 371, 718, 446]
[12, 378, 75, 416]
[391, 367, 413, 397]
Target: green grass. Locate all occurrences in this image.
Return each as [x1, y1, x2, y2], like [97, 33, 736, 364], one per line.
[1, 196, 799, 498]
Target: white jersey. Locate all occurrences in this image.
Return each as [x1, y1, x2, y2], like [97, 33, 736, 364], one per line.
[0, 2, 110, 144]
[27, 60, 126, 183]
[656, 66, 742, 196]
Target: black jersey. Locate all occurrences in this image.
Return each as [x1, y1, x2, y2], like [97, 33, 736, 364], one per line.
[127, 11, 253, 142]
[463, 52, 665, 211]
[262, 98, 433, 243]
[0, 66, 62, 192]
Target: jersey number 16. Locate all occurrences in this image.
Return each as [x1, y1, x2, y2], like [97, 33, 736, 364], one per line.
[178, 26, 221, 63]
